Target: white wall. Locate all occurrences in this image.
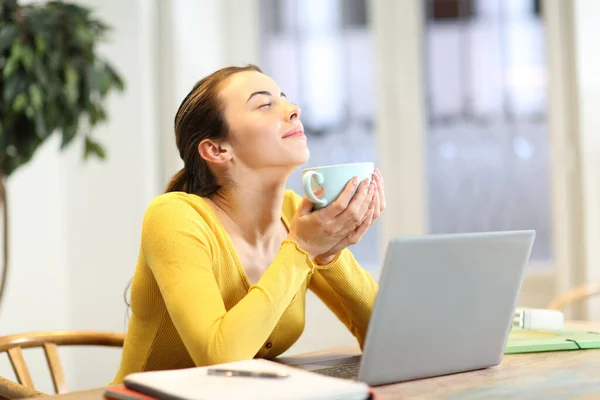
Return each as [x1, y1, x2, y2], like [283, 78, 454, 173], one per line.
[160, 0, 263, 181]
[159, 0, 228, 179]
[63, 0, 160, 391]
[0, 0, 160, 393]
[0, 137, 70, 394]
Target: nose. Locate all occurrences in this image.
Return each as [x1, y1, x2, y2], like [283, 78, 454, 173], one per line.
[286, 103, 301, 121]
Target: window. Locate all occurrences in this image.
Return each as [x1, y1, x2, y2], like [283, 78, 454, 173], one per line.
[424, 0, 551, 261]
[259, 0, 380, 268]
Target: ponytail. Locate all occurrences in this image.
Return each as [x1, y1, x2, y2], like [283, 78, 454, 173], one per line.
[164, 166, 222, 197]
[165, 168, 187, 193]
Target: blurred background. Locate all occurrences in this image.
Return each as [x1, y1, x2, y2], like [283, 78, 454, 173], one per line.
[1, 0, 600, 394]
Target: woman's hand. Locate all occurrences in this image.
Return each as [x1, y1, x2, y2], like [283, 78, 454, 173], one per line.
[287, 173, 377, 260]
[314, 168, 386, 265]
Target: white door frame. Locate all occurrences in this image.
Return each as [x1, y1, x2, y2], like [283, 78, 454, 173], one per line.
[566, 0, 600, 319]
[369, 0, 428, 260]
[541, 0, 586, 317]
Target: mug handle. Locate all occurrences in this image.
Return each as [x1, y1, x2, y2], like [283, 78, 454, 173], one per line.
[302, 171, 327, 207]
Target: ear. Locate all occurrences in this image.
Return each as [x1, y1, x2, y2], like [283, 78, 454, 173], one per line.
[198, 139, 233, 165]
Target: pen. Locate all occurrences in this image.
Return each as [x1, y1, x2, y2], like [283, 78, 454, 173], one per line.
[207, 368, 289, 379]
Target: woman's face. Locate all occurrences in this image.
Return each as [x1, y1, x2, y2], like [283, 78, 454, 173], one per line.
[219, 70, 309, 172]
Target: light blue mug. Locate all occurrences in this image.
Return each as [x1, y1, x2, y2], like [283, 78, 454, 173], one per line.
[302, 162, 375, 210]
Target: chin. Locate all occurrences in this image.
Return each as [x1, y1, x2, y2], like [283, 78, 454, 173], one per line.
[296, 147, 310, 165]
[273, 147, 309, 171]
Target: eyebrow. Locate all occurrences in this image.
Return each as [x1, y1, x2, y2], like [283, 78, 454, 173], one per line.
[246, 91, 287, 102]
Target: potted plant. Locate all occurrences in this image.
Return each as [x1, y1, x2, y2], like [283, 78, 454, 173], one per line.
[0, 0, 125, 310]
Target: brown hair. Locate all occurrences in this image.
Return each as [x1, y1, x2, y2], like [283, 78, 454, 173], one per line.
[165, 64, 263, 196]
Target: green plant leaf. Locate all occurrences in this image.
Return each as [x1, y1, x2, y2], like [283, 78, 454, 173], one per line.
[3, 53, 20, 79]
[3, 73, 26, 105]
[84, 136, 106, 160]
[95, 65, 113, 96]
[88, 103, 106, 126]
[75, 25, 93, 46]
[32, 62, 49, 87]
[28, 84, 43, 111]
[34, 113, 47, 138]
[0, 0, 18, 19]
[0, 25, 19, 53]
[104, 62, 125, 91]
[34, 35, 47, 55]
[12, 94, 27, 112]
[65, 64, 79, 86]
[64, 64, 79, 105]
[10, 42, 22, 60]
[25, 106, 35, 118]
[21, 47, 34, 71]
[1, 1, 123, 176]
[60, 122, 79, 149]
[90, 63, 103, 93]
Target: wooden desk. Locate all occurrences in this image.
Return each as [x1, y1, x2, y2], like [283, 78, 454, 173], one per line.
[26, 322, 600, 400]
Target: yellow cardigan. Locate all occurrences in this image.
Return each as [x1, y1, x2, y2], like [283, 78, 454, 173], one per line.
[112, 190, 378, 383]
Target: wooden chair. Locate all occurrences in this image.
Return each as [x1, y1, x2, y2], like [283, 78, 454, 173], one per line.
[547, 282, 600, 311]
[0, 331, 124, 399]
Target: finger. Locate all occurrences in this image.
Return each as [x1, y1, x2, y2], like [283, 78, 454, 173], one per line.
[321, 199, 376, 258]
[320, 176, 365, 220]
[375, 170, 386, 212]
[375, 169, 384, 188]
[331, 179, 375, 236]
[367, 199, 377, 225]
[347, 202, 376, 245]
[328, 184, 375, 242]
[313, 187, 325, 199]
[372, 190, 381, 221]
[357, 180, 376, 220]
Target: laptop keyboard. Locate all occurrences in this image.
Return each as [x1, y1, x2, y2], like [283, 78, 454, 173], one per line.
[312, 362, 360, 380]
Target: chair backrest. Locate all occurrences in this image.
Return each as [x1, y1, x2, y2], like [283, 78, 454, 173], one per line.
[0, 331, 124, 396]
[547, 282, 600, 311]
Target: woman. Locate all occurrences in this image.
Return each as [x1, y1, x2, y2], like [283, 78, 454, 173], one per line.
[112, 65, 385, 383]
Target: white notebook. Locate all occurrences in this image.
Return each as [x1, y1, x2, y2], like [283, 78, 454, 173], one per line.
[124, 359, 370, 400]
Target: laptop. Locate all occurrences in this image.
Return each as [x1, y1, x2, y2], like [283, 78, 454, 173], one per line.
[296, 230, 536, 386]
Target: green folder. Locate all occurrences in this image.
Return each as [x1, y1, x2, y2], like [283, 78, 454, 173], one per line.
[504, 327, 600, 354]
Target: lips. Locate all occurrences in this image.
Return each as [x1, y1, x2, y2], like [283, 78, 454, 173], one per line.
[283, 127, 305, 139]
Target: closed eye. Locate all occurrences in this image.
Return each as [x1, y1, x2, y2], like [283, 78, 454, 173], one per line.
[259, 102, 272, 108]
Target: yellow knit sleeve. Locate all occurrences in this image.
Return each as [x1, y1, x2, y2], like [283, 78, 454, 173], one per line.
[282, 190, 379, 348]
[142, 195, 314, 366]
[309, 249, 379, 348]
